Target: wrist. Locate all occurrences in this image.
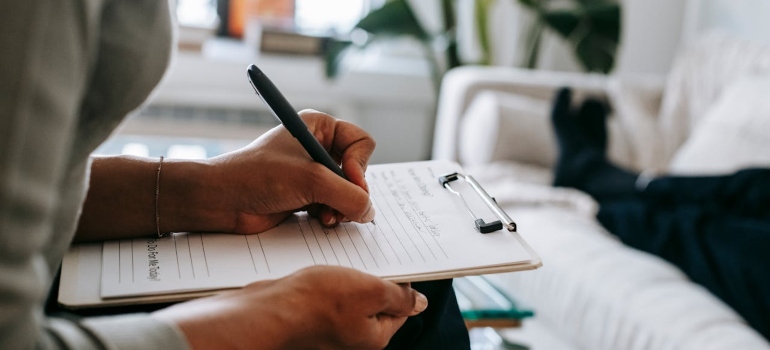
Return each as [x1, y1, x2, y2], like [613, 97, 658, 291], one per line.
[159, 159, 236, 233]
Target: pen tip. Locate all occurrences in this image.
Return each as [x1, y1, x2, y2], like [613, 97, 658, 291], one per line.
[371, 220, 377, 226]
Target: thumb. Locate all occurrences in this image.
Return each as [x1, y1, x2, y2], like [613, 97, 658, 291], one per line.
[311, 168, 376, 223]
[379, 282, 428, 317]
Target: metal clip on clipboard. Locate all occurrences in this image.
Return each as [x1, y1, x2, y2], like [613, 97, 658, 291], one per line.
[438, 173, 518, 234]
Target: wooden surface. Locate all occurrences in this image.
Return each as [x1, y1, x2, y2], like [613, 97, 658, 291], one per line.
[465, 319, 522, 329]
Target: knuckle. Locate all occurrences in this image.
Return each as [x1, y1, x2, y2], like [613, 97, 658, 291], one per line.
[291, 266, 324, 285]
[363, 134, 376, 148]
[300, 110, 333, 124]
[356, 139, 376, 165]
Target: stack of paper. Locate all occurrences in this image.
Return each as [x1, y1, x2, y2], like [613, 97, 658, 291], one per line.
[59, 160, 541, 308]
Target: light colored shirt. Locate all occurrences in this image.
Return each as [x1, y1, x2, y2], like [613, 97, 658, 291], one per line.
[0, 0, 189, 348]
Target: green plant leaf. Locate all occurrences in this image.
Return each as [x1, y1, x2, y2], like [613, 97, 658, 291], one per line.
[323, 39, 353, 79]
[442, 0, 462, 69]
[475, 0, 495, 65]
[517, 0, 540, 10]
[325, 0, 433, 80]
[575, 33, 615, 72]
[542, 10, 580, 37]
[584, 2, 620, 42]
[523, 19, 544, 69]
[355, 0, 430, 41]
[533, 0, 621, 73]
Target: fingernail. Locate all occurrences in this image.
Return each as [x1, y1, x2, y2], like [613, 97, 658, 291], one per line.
[324, 215, 336, 226]
[362, 203, 376, 223]
[414, 291, 428, 312]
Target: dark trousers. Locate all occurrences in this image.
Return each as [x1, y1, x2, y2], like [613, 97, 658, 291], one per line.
[596, 169, 770, 340]
[386, 279, 471, 349]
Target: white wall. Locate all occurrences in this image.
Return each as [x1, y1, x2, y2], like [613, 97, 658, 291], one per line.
[614, 0, 688, 76]
[557, 0, 770, 75]
[683, 0, 770, 45]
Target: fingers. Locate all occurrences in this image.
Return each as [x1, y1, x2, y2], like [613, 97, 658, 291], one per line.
[319, 206, 340, 227]
[298, 110, 375, 192]
[311, 167, 376, 223]
[338, 135, 374, 192]
[296, 110, 376, 224]
[377, 280, 428, 317]
[308, 204, 345, 228]
[295, 266, 426, 317]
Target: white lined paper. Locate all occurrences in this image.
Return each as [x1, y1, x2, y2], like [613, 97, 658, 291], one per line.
[100, 160, 534, 298]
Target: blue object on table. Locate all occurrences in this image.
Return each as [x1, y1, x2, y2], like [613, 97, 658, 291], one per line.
[454, 276, 534, 322]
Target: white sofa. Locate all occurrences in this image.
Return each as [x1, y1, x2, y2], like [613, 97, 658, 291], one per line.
[433, 34, 770, 350]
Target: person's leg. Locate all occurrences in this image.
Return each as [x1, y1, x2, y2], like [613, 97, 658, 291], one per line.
[597, 201, 770, 339]
[386, 279, 470, 349]
[550, 88, 640, 201]
[550, 87, 770, 218]
[644, 168, 770, 220]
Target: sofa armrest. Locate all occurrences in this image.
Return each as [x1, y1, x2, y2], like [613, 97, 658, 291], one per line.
[432, 66, 611, 163]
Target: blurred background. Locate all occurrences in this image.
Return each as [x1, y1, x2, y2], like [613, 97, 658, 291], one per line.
[99, 0, 768, 164]
[96, 2, 770, 349]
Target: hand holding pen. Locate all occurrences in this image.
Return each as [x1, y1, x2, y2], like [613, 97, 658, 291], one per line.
[239, 64, 376, 228]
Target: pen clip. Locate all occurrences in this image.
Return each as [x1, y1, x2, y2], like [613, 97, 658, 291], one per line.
[247, 73, 260, 96]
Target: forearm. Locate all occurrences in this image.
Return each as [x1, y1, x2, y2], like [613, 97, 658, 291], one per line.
[42, 314, 190, 350]
[75, 156, 235, 242]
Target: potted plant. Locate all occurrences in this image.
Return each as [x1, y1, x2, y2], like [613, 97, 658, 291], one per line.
[325, 0, 621, 91]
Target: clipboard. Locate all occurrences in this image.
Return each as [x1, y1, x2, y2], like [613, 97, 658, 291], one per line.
[59, 160, 542, 309]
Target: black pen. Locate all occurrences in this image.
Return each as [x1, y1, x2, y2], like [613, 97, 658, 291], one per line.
[247, 64, 346, 179]
[246, 64, 375, 224]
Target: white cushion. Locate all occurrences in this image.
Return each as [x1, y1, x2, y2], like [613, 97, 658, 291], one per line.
[458, 91, 554, 168]
[668, 77, 770, 175]
[458, 90, 635, 171]
[605, 76, 666, 170]
[657, 32, 770, 164]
